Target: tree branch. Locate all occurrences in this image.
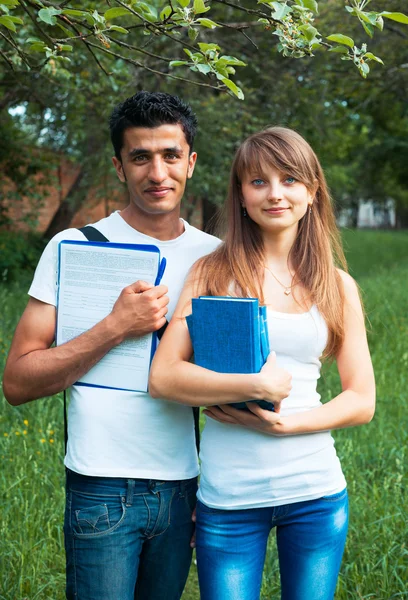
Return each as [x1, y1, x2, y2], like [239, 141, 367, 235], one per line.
[85, 40, 227, 92]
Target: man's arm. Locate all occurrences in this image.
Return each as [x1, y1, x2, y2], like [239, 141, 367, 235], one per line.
[3, 280, 169, 406]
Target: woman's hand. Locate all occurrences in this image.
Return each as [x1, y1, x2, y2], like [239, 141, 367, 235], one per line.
[257, 351, 292, 413]
[203, 402, 288, 436]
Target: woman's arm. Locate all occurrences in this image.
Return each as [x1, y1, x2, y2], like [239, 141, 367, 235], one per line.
[149, 270, 292, 408]
[204, 270, 375, 434]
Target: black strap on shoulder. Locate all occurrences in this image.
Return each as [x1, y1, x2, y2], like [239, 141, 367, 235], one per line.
[79, 225, 109, 243]
[63, 226, 200, 456]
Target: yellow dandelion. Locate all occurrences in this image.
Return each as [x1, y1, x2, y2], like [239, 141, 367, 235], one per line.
[23, 430, 27, 435]
[36, 451, 41, 455]
[49, 439, 54, 444]
[15, 431, 20, 436]
[49, 430, 55, 435]
[23, 419, 29, 426]
[4, 433, 8, 437]
[40, 438, 46, 444]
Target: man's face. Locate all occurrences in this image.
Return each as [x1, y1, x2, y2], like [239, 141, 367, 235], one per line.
[112, 124, 197, 217]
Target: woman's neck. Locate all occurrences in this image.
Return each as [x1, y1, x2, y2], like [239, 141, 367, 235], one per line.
[262, 228, 297, 270]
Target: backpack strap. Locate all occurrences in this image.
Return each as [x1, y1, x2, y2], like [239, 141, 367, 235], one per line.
[78, 225, 109, 243]
[63, 227, 201, 456]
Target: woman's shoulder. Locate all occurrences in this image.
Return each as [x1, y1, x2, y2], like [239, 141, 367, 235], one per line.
[336, 269, 361, 307]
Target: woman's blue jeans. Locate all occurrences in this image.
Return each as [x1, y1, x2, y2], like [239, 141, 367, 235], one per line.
[196, 489, 348, 600]
[64, 469, 197, 600]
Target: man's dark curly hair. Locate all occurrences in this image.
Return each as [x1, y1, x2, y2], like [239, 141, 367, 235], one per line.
[109, 91, 198, 160]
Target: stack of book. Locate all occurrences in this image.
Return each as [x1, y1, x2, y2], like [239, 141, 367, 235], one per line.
[186, 296, 274, 411]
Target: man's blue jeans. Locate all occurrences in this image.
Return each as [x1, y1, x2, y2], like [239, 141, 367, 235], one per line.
[64, 469, 197, 600]
[196, 489, 348, 600]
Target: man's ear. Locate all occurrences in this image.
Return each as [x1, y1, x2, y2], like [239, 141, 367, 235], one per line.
[187, 152, 198, 179]
[112, 156, 126, 183]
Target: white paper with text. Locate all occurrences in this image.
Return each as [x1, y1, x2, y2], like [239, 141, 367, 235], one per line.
[56, 242, 160, 392]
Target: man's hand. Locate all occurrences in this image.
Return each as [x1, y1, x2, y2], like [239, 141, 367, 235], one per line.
[203, 402, 288, 436]
[109, 280, 169, 340]
[257, 351, 292, 413]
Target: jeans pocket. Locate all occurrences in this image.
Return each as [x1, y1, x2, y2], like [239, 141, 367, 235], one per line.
[69, 490, 126, 538]
[321, 488, 348, 503]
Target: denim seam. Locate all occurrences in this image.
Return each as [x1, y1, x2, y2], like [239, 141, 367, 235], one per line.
[72, 501, 127, 539]
[69, 489, 124, 498]
[148, 488, 176, 540]
[142, 494, 151, 537]
[69, 494, 78, 597]
[320, 489, 348, 503]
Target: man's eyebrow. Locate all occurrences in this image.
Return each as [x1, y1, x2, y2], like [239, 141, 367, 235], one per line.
[128, 148, 151, 158]
[128, 146, 184, 158]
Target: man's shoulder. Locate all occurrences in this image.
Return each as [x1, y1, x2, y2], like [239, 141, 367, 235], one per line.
[184, 221, 221, 249]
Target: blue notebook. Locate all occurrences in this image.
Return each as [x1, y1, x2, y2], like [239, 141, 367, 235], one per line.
[186, 296, 274, 411]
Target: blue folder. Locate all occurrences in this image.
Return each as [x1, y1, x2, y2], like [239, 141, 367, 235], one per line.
[186, 296, 274, 411]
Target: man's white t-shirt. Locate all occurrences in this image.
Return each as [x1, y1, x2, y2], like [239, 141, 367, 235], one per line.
[29, 211, 220, 480]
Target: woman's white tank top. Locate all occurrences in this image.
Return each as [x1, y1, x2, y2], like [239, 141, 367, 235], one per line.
[197, 305, 347, 509]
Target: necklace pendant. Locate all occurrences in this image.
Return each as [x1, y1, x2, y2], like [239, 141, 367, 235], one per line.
[284, 288, 291, 296]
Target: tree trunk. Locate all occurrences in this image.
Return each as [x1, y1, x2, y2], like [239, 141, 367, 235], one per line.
[43, 168, 91, 239]
[202, 195, 219, 234]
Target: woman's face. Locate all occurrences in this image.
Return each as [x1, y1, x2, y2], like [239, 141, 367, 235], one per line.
[240, 164, 315, 235]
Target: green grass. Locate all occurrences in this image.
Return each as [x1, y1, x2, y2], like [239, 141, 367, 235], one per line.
[1, 230, 407, 599]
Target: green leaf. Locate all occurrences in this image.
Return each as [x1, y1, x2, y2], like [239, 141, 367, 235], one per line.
[177, 0, 190, 7]
[375, 16, 384, 31]
[198, 42, 220, 52]
[61, 9, 88, 17]
[169, 60, 189, 67]
[361, 21, 374, 38]
[38, 7, 62, 26]
[188, 26, 198, 41]
[139, 3, 158, 20]
[360, 62, 370, 75]
[299, 24, 318, 42]
[195, 63, 211, 74]
[301, 0, 318, 13]
[57, 23, 75, 38]
[0, 14, 16, 31]
[0, 0, 19, 7]
[160, 6, 172, 20]
[57, 44, 73, 52]
[104, 8, 132, 20]
[194, 0, 210, 14]
[8, 16, 23, 25]
[328, 45, 349, 54]
[183, 48, 195, 60]
[219, 76, 244, 100]
[271, 2, 292, 20]
[28, 42, 47, 53]
[364, 52, 384, 64]
[326, 34, 354, 48]
[380, 12, 408, 25]
[109, 25, 129, 34]
[196, 17, 219, 28]
[217, 55, 246, 67]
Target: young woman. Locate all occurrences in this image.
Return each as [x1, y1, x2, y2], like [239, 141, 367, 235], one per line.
[149, 127, 375, 600]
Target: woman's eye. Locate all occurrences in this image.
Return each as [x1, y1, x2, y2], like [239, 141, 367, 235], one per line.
[285, 176, 296, 184]
[252, 179, 265, 186]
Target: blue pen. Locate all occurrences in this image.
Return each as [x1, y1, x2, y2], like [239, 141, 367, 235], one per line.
[155, 257, 167, 285]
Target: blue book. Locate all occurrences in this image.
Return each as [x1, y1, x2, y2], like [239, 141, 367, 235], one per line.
[186, 296, 274, 411]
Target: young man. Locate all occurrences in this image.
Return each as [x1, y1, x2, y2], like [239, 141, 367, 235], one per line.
[3, 91, 220, 600]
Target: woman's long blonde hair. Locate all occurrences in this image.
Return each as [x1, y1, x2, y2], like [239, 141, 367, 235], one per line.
[195, 127, 348, 358]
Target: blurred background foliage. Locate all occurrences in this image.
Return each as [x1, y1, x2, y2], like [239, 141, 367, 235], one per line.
[1, 0, 407, 278]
